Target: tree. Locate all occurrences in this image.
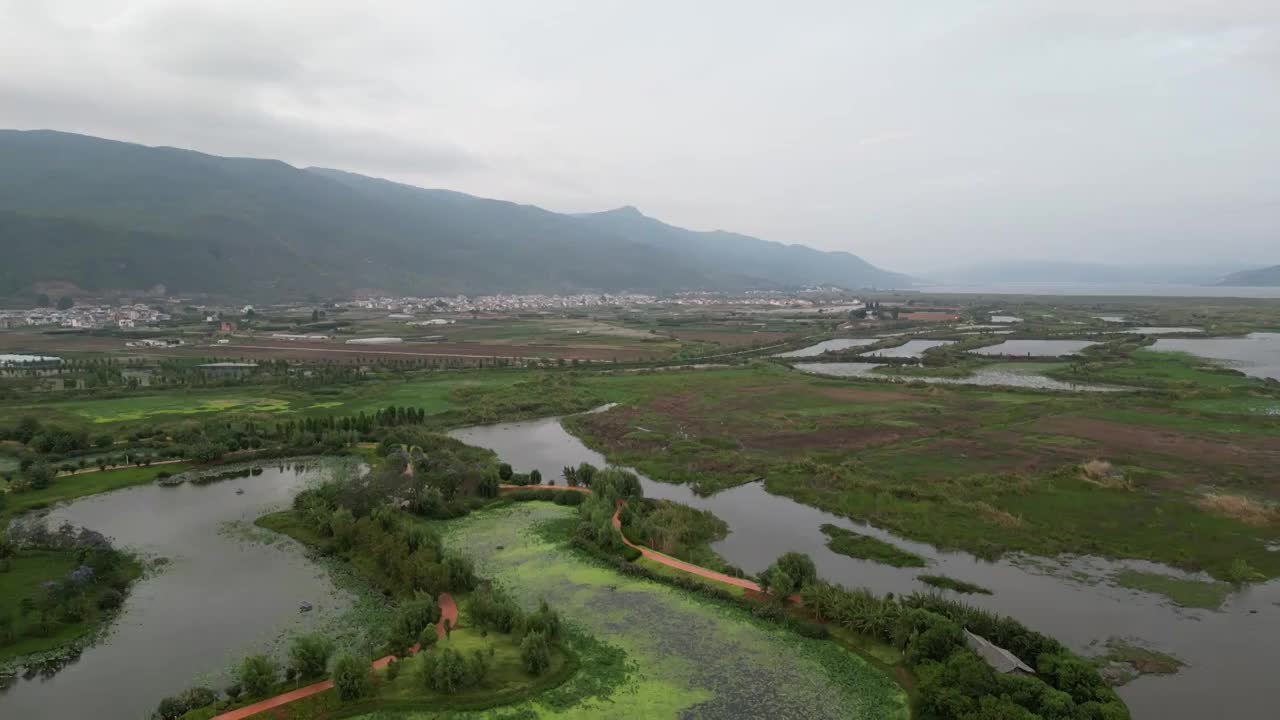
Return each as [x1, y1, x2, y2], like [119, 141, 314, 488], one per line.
[13, 416, 41, 444]
[188, 443, 224, 464]
[576, 462, 597, 488]
[563, 466, 579, 487]
[57, 295, 75, 310]
[420, 647, 470, 693]
[528, 469, 542, 485]
[497, 463, 513, 482]
[774, 552, 817, 590]
[759, 552, 816, 598]
[477, 471, 499, 498]
[331, 652, 372, 701]
[289, 634, 335, 679]
[390, 595, 440, 652]
[520, 630, 551, 675]
[93, 434, 114, 449]
[236, 654, 279, 698]
[28, 463, 54, 490]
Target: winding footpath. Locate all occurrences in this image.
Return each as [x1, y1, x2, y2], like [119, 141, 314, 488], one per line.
[212, 484, 760, 719]
[211, 593, 457, 720]
[500, 483, 764, 591]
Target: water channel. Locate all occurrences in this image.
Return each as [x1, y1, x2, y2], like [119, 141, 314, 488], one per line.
[451, 413, 1279, 720]
[0, 463, 354, 720]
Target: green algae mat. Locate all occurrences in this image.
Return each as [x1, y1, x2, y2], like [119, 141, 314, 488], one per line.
[379, 502, 908, 720]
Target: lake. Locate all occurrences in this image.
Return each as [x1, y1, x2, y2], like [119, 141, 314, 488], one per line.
[0, 462, 356, 720]
[1151, 332, 1280, 381]
[862, 339, 953, 358]
[971, 340, 1097, 357]
[792, 362, 1123, 392]
[774, 338, 878, 358]
[451, 413, 1280, 720]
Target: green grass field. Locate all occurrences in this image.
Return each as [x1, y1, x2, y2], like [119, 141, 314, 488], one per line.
[0, 550, 141, 663]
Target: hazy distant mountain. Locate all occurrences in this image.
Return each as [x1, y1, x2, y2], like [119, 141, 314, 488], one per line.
[1215, 265, 1280, 287]
[0, 129, 908, 299]
[923, 260, 1250, 287]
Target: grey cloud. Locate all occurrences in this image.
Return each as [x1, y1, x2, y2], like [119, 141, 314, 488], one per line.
[1, 0, 1277, 270]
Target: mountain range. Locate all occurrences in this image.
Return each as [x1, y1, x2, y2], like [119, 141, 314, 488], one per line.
[0, 130, 909, 300]
[1215, 265, 1280, 287]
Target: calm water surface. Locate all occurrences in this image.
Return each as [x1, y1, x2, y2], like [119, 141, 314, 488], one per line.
[774, 338, 877, 358]
[1151, 332, 1280, 381]
[0, 464, 353, 720]
[792, 362, 1123, 392]
[863, 339, 953, 358]
[971, 339, 1097, 357]
[451, 414, 1279, 720]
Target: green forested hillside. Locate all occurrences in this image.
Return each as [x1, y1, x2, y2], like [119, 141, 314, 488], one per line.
[0, 130, 908, 298]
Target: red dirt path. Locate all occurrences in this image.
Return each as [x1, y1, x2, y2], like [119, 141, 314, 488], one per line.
[610, 505, 764, 592]
[211, 592, 457, 720]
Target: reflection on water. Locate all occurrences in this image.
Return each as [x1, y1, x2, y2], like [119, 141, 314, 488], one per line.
[0, 463, 353, 720]
[971, 339, 1097, 357]
[1151, 332, 1280, 381]
[1127, 327, 1203, 334]
[863, 339, 953, 358]
[774, 338, 877, 358]
[451, 413, 1280, 720]
[792, 362, 1124, 392]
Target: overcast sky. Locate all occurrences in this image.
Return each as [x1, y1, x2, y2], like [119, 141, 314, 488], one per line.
[2, 1, 1277, 272]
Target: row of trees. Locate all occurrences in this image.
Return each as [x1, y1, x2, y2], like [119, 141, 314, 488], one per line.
[801, 582, 1127, 719]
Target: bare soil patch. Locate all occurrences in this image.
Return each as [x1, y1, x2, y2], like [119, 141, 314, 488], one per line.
[744, 426, 924, 452]
[1032, 416, 1280, 470]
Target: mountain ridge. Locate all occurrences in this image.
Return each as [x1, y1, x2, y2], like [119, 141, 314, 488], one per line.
[1215, 265, 1280, 287]
[0, 129, 908, 299]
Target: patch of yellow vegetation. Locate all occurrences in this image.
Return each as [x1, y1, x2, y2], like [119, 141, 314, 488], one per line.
[970, 501, 1024, 528]
[1195, 492, 1279, 527]
[1079, 459, 1132, 490]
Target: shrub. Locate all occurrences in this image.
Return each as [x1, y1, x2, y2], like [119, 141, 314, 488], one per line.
[236, 654, 279, 698]
[151, 686, 216, 720]
[97, 588, 125, 611]
[522, 600, 561, 641]
[420, 647, 471, 693]
[289, 633, 335, 679]
[0, 613, 15, 646]
[390, 595, 441, 652]
[470, 584, 523, 633]
[520, 630, 551, 675]
[385, 657, 400, 681]
[331, 652, 373, 701]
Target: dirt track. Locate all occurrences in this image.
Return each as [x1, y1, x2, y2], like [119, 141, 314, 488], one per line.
[210, 592, 457, 720]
